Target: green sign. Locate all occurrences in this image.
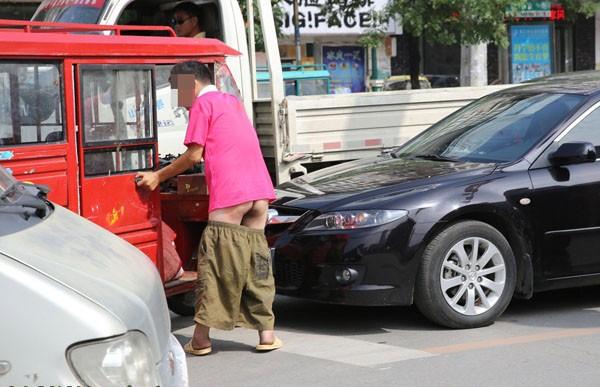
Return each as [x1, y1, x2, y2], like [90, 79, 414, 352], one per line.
[507, 1, 552, 18]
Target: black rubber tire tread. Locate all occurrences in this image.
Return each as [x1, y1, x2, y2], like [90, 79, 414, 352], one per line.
[167, 291, 196, 316]
[414, 220, 516, 329]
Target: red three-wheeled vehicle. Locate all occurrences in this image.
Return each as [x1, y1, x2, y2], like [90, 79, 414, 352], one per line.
[0, 19, 242, 314]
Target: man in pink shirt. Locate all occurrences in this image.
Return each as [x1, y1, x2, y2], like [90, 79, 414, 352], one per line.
[136, 61, 281, 355]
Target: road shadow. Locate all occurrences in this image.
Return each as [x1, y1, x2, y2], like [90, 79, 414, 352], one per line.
[501, 285, 600, 329]
[170, 286, 600, 336]
[170, 295, 441, 336]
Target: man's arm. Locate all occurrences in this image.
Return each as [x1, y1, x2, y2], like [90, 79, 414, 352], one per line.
[136, 144, 204, 191]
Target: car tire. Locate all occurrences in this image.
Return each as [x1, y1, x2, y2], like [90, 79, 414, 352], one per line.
[167, 291, 196, 316]
[414, 220, 516, 329]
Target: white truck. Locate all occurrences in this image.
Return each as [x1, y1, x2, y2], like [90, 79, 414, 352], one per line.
[32, 0, 511, 183]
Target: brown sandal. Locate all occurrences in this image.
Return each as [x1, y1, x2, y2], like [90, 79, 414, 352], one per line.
[255, 337, 283, 352]
[184, 341, 212, 356]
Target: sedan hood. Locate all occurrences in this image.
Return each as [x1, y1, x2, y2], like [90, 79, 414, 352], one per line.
[275, 156, 495, 210]
[0, 205, 170, 363]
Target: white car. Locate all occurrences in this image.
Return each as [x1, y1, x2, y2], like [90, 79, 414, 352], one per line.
[0, 166, 188, 386]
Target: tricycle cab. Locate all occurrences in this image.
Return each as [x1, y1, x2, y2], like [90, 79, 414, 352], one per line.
[0, 19, 241, 313]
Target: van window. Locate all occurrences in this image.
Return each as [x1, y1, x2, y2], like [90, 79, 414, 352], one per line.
[33, 0, 106, 23]
[117, 0, 222, 40]
[0, 62, 64, 146]
[79, 65, 155, 176]
[215, 63, 242, 101]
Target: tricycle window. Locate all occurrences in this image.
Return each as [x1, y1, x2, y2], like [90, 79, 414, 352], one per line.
[0, 61, 64, 146]
[80, 66, 154, 145]
[80, 65, 156, 177]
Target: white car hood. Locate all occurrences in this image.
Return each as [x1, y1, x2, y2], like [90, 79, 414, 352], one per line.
[0, 204, 171, 362]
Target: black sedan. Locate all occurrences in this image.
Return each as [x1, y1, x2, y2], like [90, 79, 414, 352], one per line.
[267, 71, 600, 329]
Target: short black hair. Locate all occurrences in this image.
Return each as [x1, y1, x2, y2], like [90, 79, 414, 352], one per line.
[170, 61, 213, 84]
[173, 2, 201, 20]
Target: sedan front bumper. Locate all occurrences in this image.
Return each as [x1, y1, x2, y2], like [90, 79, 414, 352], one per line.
[272, 219, 419, 306]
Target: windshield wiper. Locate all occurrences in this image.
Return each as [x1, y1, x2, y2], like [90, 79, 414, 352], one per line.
[413, 154, 458, 162]
[0, 180, 50, 220]
[0, 181, 49, 202]
[0, 197, 48, 219]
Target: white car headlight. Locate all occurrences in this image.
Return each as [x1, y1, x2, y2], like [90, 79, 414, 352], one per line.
[304, 209, 408, 231]
[67, 331, 160, 387]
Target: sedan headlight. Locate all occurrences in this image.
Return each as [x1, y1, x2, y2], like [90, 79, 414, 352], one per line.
[67, 331, 160, 387]
[304, 209, 408, 230]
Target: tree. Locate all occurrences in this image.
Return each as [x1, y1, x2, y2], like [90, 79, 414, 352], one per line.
[239, 0, 284, 51]
[561, 0, 599, 19]
[323, 0, 600, 89]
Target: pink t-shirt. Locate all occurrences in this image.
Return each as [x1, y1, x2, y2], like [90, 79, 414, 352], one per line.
[184, 90, 275, 212]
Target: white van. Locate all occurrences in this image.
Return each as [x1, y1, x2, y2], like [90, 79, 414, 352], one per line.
[0, 166, 187, 386]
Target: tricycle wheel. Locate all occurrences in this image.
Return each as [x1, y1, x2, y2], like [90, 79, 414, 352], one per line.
[167, 291, 196, 316]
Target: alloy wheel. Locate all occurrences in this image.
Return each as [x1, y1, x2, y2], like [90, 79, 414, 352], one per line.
[439, 237, 506, 316]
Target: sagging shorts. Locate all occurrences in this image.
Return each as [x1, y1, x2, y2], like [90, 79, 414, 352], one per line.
[194, 220, 275, 331]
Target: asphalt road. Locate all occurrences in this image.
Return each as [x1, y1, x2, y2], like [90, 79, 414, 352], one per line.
[172, 286, 600, 387]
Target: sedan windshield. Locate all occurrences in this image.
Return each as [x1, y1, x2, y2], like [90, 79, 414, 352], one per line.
[394, 92, 584, 163]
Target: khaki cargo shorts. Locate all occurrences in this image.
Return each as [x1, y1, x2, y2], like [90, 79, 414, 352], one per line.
[194, 220, 275, 331]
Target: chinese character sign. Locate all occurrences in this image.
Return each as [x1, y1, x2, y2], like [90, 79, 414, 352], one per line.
[510, 24, 553, 83]
[322, 46, 365, 93]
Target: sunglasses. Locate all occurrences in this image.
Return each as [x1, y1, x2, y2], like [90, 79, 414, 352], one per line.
[171, 17, 192, 26]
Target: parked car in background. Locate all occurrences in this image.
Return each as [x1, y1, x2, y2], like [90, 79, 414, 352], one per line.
[268, 71, 600, 329]
[0, 166, 187, 386]
[426, 74, 460, 88]
[384, 75, 432, 90]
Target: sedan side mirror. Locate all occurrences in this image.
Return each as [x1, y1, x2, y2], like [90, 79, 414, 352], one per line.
[548, 142, 597, 167]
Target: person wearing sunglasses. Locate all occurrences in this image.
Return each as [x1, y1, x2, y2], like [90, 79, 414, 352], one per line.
[171, 2, 205, 38]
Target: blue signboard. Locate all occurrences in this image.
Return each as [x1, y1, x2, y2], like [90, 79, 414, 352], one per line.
[510, 24, 553, 83]
[322, 46, 365, 93]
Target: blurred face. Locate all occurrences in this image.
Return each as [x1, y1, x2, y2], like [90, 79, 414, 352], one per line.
[172, 10, 199, 37]
[170, 74, 205, 108]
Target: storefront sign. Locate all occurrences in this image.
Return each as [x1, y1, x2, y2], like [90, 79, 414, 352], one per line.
[322, 46, 365, 93]
[506, 1, 565, 20]
[281, 0, 389, 35]
[510, 24, 553, 83]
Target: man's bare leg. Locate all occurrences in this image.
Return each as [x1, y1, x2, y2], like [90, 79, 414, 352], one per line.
[191, 323, 211, 349]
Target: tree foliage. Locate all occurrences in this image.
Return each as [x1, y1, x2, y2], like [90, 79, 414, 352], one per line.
[323, 0, 528, 48]
[321, 0, 600, 88]
[561, 0, 600, 20]
[322, 0, 600, 48]
[239, 0, 284, 51]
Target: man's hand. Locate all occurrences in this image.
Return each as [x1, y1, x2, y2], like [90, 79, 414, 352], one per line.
[136, 171, 160, 191]
[134, 144, 204, 192]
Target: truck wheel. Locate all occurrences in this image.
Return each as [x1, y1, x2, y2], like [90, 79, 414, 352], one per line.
[167, 291, 196, 316]
[414, 221, 516, 329]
